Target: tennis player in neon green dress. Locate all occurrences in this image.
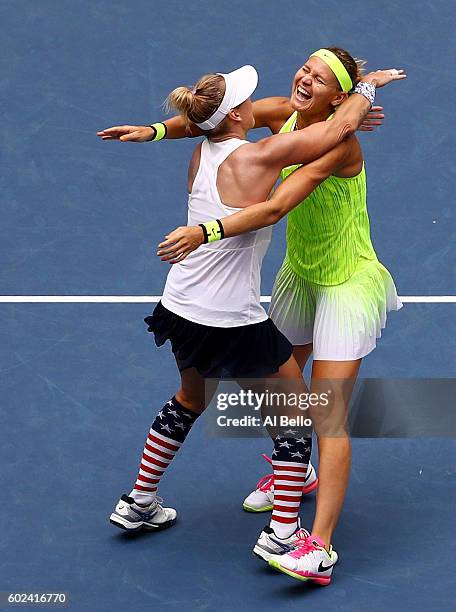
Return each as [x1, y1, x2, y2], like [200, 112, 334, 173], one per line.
[98, 47, 404, 582]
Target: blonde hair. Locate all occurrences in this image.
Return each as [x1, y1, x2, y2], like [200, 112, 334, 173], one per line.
[326, 46, 367, 90]
[165, 74, 226, 130]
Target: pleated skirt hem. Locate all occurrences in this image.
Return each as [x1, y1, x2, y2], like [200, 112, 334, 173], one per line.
[269, 258, 402, 361]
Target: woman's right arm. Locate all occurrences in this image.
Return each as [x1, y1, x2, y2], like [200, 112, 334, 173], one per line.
[96, 116, 203, 142]
[96, 96, 293, 142]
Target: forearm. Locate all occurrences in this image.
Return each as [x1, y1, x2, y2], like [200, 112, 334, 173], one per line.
[161, 116, 203, 139]
[218, 176, 318, 237]
[330, 90, 373, 139]
[221, 202, 281, 237]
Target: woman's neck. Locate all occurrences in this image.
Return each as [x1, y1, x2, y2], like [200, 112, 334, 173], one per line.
[296, 108, 333, 130]
[209, 126, 248, 143]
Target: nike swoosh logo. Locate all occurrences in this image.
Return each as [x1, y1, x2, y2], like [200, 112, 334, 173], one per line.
[318, 561, 334, 572]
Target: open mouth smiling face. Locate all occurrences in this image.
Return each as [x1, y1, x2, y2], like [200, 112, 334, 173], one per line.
[291, 57, 339, 112]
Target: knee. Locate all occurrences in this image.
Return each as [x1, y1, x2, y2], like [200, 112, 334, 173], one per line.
[175, 389, 205, 414]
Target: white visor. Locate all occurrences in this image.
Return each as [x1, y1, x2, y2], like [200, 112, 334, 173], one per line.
[195, 65, 258, 130]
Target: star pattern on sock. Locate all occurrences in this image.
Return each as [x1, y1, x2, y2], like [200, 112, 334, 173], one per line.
[134, 397, 201, 498]
[279, 441, 292, 448]
[272, 432, 312, 464]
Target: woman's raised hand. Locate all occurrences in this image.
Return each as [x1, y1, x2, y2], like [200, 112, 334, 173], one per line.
[96, 125, 155, 142]
[363, 69, 407, 88]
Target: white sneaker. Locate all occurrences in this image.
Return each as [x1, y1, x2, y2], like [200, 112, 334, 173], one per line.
[253, 521, 310, 562]
[269, 534, 338, 585]
[109, 494, 177, 532]
[243, 454, 318, 512]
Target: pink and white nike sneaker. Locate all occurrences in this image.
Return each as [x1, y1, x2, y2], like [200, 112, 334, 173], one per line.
[269, 534, 338, 586]
[243, 454, 318, 512]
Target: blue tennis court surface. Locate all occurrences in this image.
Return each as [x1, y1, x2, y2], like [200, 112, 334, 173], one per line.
[1, 1, 455, 610]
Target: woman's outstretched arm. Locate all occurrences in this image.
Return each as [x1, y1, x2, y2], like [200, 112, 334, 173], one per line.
[96, 97, 385, 142]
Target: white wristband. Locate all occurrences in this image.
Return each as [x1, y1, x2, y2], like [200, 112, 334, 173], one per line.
[353, 82, 376, 107]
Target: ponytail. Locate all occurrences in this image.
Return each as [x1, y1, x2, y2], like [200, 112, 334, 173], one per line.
[165, 74, 226, 128]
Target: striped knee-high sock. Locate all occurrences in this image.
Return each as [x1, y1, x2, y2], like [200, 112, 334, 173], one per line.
[130, 396, 199, 505]
[269, 434, 312, 538]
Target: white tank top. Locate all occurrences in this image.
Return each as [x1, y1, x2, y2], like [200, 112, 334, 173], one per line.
[162, 138, 272, 327]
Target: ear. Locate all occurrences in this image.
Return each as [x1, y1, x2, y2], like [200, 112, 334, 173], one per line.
[330, 91, 348, 108]
[227, 108, 242, 122]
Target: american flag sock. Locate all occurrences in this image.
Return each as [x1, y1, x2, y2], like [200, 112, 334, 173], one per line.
[269, 433, 312, 538]
[129, 396, 199, 505]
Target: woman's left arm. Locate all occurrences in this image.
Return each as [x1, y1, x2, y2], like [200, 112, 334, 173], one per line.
[157, 141, 352, 263]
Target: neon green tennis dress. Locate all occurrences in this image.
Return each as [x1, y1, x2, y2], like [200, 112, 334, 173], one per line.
[269, 112, 402, 360]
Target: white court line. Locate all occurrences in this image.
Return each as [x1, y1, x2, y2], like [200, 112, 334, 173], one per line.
[0, 296, 455, 303]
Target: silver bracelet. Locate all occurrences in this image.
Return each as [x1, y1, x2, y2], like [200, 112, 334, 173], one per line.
[353, 82, 375, 107]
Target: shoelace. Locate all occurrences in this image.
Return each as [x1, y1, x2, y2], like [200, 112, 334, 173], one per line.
[256, 454, 311, 492]
[294, 528, 310, 541]
[256, 454, 274, 492]
[290, 535, 319, 559]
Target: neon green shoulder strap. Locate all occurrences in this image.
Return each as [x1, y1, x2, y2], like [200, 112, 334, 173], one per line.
[279, 112, 298, 134]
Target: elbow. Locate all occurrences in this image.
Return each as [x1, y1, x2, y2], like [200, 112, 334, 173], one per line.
[335, 120, 356, 142]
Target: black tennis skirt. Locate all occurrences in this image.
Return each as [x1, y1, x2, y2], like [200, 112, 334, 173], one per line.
[144, 302, 292, 379]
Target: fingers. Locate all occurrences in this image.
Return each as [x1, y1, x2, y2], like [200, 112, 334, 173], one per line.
[157, 227, 203, 263]
[382, 68, 407, 79]
[158, 230, 182, 249]
[371, 105, 384, 112]
[157, 244, 182, 259]
[158, 238, 174, 249]
[119, 131, 143, 142]
[96, 127, 126, 140]
[96, 126, 126, 136]
[160, 247, 188, 262]
[168, 253, 188, 265]
[157, 237, 186, 260]
[167, 252, 189, 265]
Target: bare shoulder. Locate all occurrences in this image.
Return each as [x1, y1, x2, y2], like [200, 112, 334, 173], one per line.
[226, 141, 263, 168]
[253, 96, 294, 133]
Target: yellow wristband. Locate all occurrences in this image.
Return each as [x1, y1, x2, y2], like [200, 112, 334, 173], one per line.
[199, 220, 225, 243]
[149, 122, 167, 141]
